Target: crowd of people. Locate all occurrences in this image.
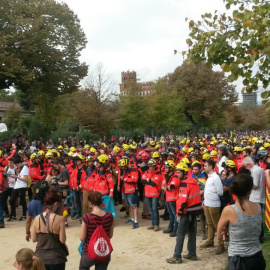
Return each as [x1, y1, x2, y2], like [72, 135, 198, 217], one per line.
[0, 133, 269, 270]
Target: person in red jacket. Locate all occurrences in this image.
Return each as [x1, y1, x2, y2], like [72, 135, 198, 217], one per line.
[119, 158, 139, 229]
[29, 153, 44, 183]
[94, 155, 114, 198]
[141, 159, 162, 231]
[166, 163, 202, 264]
[71, 154, 88, 219]
[162, 160, 180, 237]
[0, 167, 5, 228]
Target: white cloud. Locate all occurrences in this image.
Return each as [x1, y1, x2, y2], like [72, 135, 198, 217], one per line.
[61, 0, 231, 90]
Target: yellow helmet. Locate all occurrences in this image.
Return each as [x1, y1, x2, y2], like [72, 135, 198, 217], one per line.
[180, 157, 190, 164]
[57, 145, 63, 150]
[148, 159, 157, 166]
[74, 154, 84, 161]
[252, 137, 259, 145]
[152, 151, 159, 158]
[86, 156, 94, 162]
[150, 141, 156, 146]
[84, 144, 90, 150]
[122, 144, 129, 152]
[30, 153, 38, 160]
[188, 147, 194, 153]
[90, 147, 97, 153]
[46, 146, 51, 150]
[113, 146, 120, 153]
[70, 147, 76, 152]
[224, 160, 236, 168]
[45, 152, 54, 159]
[182, 147, 188, 153]
[38, 150, 45, 156]
[164, 160, 175, 169]
[96, 155, 107, 164]
[210, 150, 218, 157]
[259, 146, 265, 151]
[118, 159, 128, 167]
[192, 160, 201, 166]
[202, 153, 211, 160]
[264, 143, 270, 148]
[176, 163, 189, 172]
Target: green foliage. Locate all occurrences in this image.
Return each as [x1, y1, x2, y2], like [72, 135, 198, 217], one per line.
[76, 129, 93, 142]
[0, 90, 16, 102]
[185, 0, 270, 99]
[0, 0, 88, 105]
[66, 118, 79, 133]
[28, 119, 46, 141]
[50, 130, 72, 143]
[262, 235, 270, 270]
[5, 105, 21, 131]
[0, 130, 16, 142]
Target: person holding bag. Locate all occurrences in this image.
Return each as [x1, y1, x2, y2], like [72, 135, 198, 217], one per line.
[79, 191, 114, 270]
[31, 187, 68, 270]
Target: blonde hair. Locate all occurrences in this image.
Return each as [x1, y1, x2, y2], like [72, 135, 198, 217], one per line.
[15, 248, 45, 270]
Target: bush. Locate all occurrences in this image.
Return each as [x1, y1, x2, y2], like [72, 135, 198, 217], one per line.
[50, 130, 73, 144]
[76, 129, 93, 142]
[0, 130, 16, 142]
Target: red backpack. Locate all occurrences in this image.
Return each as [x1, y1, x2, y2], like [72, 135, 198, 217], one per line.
[87, 214, 113, 261]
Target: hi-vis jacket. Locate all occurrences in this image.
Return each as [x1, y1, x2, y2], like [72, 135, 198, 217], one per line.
[83, 167, 97, 192]
[176, 176, 202, 216]
[162, 173, 180, 202]
[122, 167, 138, 194]
[29, 163, 43, 182]
[141, 170, 162, 198]
[71, 165, 88, 192]
[94, 169, 114, 196]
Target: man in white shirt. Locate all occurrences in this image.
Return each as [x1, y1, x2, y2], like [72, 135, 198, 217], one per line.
[242, 157, 266, 243]
[8, 157, 29, 221]
[200, 159, 224, 255]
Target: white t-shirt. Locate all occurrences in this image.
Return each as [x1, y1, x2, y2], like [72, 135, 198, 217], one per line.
[204, 172, 223, 207]
[6, 166, 16, 188]
[218, 156, 228, 174]
[250, 165, 266, 204]
[14, 165, 29, 189]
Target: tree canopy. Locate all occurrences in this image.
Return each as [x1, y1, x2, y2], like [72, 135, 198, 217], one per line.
[0, 0, 88, 104]
[185, 0, 270, 100]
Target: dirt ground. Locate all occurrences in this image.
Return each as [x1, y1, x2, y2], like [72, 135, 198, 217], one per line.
[0, 205, 228, 270]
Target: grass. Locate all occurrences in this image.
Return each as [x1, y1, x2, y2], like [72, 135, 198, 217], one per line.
[262, 234, 270, 270]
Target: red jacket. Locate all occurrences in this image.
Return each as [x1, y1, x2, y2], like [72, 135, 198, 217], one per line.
[141, 169, 162, 198]
[176, 176, 202, 216]
[0, 169, 4, 191]
[123, 167, 138, 194]
[84, 167, 98, 192]
[29, 163, 43, 182]
[71, 165, 88, 192]
[162, 174, 180, 202]
[94, 169, 114, 196]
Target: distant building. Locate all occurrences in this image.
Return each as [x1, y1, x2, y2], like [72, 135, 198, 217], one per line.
[119, 71, 153, 97]
[0, 101, 34, 121]
[242, 92, 257, 105]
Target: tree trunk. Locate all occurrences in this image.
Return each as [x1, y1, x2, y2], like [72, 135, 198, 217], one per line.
[184, 110, 205, 138]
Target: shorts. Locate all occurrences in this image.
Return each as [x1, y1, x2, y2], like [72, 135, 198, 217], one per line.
[125, 192, 138, 207]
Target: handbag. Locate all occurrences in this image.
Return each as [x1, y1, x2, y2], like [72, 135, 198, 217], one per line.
[40, 214, 69, 256]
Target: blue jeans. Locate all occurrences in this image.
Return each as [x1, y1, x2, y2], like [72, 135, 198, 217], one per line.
[73, 191, 82, 217]
[167, 201, 178, 232]
[174, 214, 196, 258]
[146, 197, 159, 226]
[0, 194, 3, 224]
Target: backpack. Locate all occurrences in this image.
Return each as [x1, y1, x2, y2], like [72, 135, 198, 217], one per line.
[1, 171, 8, 191]
[87, 214, 113, 261]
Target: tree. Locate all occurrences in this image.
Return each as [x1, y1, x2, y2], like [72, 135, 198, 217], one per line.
[0, 0, 88, 102]
[224, 105, 245, 130]
[118, 81, 149, 132]
[0, 90, 16, 102]
[184, 0, 270, 100]
[242, 105, 266, 130]
[169, 60, 237, 136]
[5, 105, 21, 131]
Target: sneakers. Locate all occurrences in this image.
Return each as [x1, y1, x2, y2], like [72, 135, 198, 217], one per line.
[18, 216, 26, 221]
[169, 231, 177, 237]
[125, 219, 134, 225]
[132, 222, 139, 229]
[65, 222, 69, 227]
[183, 254, 197, 261]
[154, 225, 160, 232]
[7, 216, 17, 222]
[200, 241, 214, 248]
[215, 245, 225, 255]
[147, 225, 154, 230]
[166, 257, 182, 264]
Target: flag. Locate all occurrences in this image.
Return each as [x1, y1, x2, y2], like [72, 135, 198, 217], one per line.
[266, 185, 270, 231]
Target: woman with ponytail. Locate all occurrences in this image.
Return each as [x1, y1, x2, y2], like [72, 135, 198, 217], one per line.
[14, 248, 45, 270]
[31, 187, 68, 270]
[217, 172, 266, 270]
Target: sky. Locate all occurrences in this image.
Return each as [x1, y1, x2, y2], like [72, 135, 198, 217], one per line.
[61, 0, 249, 101]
